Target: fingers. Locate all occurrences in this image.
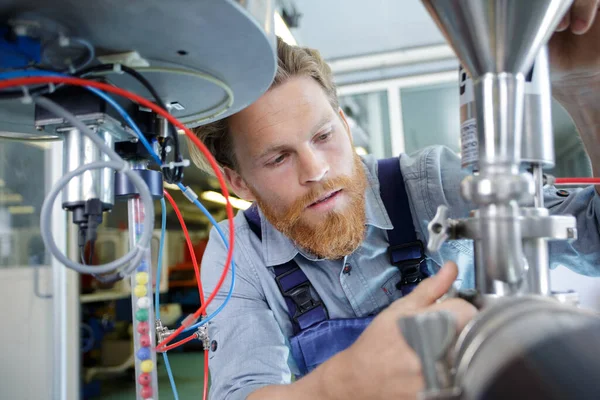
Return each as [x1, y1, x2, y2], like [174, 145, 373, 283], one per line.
[557, 10, 571, 32]
[401, 262, 459, 308]
[569, 0, 599, 34]
[428, 298, 478, 332]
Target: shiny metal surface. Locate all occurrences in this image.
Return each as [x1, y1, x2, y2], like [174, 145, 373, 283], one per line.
[422, 0, 572, 296]
[532, 164, 545, 208]
[474, 73, 525, 167]
[552, 290, 580, 306]
[62, 128, 114, 208]
[478, 202, 526, 287]
[453, 297, 600, 399]
[521, 47, 555, 167]
[461, 214, 577, 240]
[0, 0, 277, 137]
[422, 0, 572, 77]
[459, 47, 556, 170]
[398, 311, 456, 391]
[521, 208, 550, 295]
[427, 205, 451, 252]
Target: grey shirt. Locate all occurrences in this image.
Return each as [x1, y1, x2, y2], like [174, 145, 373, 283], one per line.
[201, 146, 600, 399]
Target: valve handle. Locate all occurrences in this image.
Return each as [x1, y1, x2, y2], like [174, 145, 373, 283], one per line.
[427, 205, 450, 252]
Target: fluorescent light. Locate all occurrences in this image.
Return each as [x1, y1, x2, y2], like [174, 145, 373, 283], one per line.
[8, 205, 35, 215]
[200, 191, 252, 210]
[274, 11, 297, 46]
[355, 146, 368, 156]
[0, 193, 23, 204]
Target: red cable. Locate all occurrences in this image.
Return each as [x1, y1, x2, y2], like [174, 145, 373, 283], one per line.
[0, 77, 235, 351]
[555, 177, 600, 185]
[164, 189, 205, 307]
[203, 349, 209, 400]
[162, 190, 210, 398]
[157, 333, 198, 352]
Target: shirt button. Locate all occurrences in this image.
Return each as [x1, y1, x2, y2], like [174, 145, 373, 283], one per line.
[210, 340, 218, 352]
[343, 264, 352, 275]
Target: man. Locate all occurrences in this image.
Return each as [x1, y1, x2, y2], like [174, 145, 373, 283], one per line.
[191, 3, 600, 399]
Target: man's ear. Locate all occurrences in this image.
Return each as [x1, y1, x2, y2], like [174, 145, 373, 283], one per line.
[224, 166, 256, 202]
[338, 107, 353, 143]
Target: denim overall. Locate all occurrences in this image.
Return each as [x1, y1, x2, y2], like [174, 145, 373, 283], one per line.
[244, 158, 429, 376]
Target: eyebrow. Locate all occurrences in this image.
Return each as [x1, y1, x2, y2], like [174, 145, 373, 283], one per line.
[255, 115, 334, 161]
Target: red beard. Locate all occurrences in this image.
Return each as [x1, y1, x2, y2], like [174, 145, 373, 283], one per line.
[253, 154, 368, 259]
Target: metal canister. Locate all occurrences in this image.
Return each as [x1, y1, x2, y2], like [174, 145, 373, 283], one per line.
[459, 46, 555, 171]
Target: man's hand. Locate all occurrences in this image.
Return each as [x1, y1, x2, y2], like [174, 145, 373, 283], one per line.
[321, 262, 477, 400]
[549, 0, 600, 96]
[547, 0, 600, 193]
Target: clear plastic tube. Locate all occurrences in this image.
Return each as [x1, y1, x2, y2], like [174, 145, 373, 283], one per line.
[128, 196, 159, 399]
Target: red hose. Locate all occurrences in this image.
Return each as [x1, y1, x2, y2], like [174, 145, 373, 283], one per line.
[203, 349, 209, 400]
[157, 333, 198, 352]
[0, 77, 235, 353]
[164, 189, 205, 306]
[555, 177, 600, 185]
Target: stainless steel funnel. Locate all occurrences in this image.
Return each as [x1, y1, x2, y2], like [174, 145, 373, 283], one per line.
[422, 0, 572, 78]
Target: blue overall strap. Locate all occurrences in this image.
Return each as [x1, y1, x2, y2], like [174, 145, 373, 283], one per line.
[377, 157, 427, 294]
[244, 205, 329, 334]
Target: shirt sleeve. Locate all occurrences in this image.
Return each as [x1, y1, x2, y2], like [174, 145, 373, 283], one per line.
[410, 145, 600, 277]
[201, 223, 294, 400]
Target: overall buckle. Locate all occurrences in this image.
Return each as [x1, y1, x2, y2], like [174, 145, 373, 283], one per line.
[388, 241, 426, 288]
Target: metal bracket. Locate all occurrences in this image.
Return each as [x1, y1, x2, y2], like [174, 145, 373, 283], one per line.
[155, 319, 175, 343]
[195, 325, 210, 350]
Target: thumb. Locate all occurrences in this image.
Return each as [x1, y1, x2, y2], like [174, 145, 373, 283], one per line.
[403, 261, 459, 308]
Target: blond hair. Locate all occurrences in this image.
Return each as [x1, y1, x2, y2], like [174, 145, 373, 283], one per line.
[188, 37, 339, 175]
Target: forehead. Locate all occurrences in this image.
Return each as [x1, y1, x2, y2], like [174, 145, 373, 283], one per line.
[228, 76, 334, 157]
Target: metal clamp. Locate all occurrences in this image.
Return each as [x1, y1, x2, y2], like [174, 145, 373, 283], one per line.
[195, 325, 210, 350]
[155, 319, 175, 343]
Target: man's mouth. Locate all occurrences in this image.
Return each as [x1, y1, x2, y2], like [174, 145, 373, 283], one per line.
[308, 189, 342, 208]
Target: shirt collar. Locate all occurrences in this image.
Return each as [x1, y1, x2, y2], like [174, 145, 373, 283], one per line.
[259, 155, 393, 267]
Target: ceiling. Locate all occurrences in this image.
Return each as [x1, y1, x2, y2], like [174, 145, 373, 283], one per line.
[286, 0, 577, 142]
[290, 0, 445, 60]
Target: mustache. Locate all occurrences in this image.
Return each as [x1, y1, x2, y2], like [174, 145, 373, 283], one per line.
[285, 175, 354, 223]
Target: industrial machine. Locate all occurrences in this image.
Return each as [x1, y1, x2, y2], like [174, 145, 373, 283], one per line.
[1, 0, 599, 399]
[396, 1, 600, 399]
[0, 0, 276, 399]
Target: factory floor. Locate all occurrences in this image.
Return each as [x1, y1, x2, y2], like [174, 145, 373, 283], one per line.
[100, 352, 208, 399]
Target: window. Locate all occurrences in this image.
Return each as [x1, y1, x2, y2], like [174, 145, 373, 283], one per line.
[338, 91, 392, 158]
[400, 81, 461, 155]
[0, 141, 54, 267]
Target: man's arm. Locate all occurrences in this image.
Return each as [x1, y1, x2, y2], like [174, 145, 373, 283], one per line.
[403, 146, 600, 278]
[201, 224, 295, 399]
[549, 4, 600, 194]
[248, 262, 477, 400]
[202, 220, 476, 399]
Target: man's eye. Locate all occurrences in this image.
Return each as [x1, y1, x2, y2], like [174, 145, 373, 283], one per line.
[268, 154, 287, 166]
[317, 131, 332, 141]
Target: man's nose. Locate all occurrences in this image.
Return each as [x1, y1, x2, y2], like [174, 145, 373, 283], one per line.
[299, 149, 329, 184]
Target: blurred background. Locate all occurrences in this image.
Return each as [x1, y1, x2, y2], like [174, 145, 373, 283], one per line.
[0, 0, 598, 398]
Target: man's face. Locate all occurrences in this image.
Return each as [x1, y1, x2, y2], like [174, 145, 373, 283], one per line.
[227, 76, 367, 259]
